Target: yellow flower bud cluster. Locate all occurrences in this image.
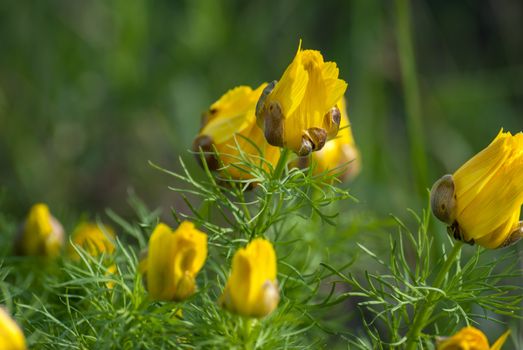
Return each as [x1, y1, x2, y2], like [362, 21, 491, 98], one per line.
[14, 203, 118, 260]
[140, 222, 279, 318]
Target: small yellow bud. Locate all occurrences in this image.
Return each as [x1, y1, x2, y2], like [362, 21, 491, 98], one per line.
[430, 130, 523, 249]
[0, 308, 27, 350]
[141, 222, 207, 301]
[220, 238, 279, 318]
[436, 326, 510, 350]
[193, 84, 280, 180]
[68, 222, 116, 259]
[256, 41, 348, 156]
[296, 97, 360, 180]
[14, 203, 64, 258]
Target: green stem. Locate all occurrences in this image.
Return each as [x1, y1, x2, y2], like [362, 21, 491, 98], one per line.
[395, 0, 427, 197]
[252, 147, 290, 237]
[405, 241, 464, 350]
[241, 317, 256, 350]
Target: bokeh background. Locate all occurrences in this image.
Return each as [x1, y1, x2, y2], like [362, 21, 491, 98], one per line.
[1, 0, 522, 220]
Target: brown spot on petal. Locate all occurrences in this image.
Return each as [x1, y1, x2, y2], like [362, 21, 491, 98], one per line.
[447, 221, 474, 245]
[324, 106, 341, 139]
[306, 127, 327, 151]
[262, 101, 285, 147]
[192, 134, 219, 171]
[296, 156, 310, 169]
[256, 81, 276, 120]
[430, 174, 456, 225]
[499, 221, 523, 248]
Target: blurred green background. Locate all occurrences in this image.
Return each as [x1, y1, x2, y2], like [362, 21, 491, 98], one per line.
[1, 0, 522, 219]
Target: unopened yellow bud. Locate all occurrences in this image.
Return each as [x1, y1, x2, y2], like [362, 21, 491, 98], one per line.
[68, 222, 116, 259]
[220, 238, 279, 318]
[430, 130, 523, 249]
[142, 222, 207, 301]
[256, 41, 348, 156]
[14, 203, 64, 258]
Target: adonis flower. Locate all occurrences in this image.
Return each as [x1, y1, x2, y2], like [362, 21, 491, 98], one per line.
[14, 203, 64, 258]
[68, 222, 116, 259]
[256, 42, 348, 156]
[431, 130, 523, 249]
[220, 238, 279, 318]
[0, 308, 27, 350]
[193, 84, 280, 179]
[141, 222, 207, 301]
[437, 326, 510, 350]
[296, 96, 360, 180]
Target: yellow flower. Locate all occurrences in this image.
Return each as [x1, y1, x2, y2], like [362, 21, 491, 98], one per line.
[296, 96, 360, 180]
[68, 222, 116, 259]
[220, 238, 279, 318]
[142, 222, 207, 301]
[437, 326, 510, 350]
[14, 203, 64, 258]
[431, 130, 523, 248]
[255, 42, 348, 156]
[193, 84, 280, 179]
[0, 308, 27, 350]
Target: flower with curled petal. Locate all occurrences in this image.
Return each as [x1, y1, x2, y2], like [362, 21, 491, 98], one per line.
[256, 42, 348, 156]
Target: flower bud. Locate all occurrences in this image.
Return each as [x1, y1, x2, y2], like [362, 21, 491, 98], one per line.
[220, 238, 279, 318]
[0, 308, 27, 350]
[296, 97, 360, 180]
[68, 222, 116, 259]
[436, 326, 510, 350]
[430, 130, 523, 249]
[14, 203, 64, 258]
[193, 84, 280, 180]
[141, 222, 207, 301]
[255, 42, 348, 156]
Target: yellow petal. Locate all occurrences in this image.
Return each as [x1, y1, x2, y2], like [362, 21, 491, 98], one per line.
[268, 45, 309, 119]
[490, 329, 510, 350]
[0, 308, 27, 350]
[443, 130, 523, 248]
[147, 223, 178, 300]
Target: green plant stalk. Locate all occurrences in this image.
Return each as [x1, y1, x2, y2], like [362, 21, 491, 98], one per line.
[405, 240, 464, 350]
[395, 0, 428, 196]
[253, 147, 290, 237]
